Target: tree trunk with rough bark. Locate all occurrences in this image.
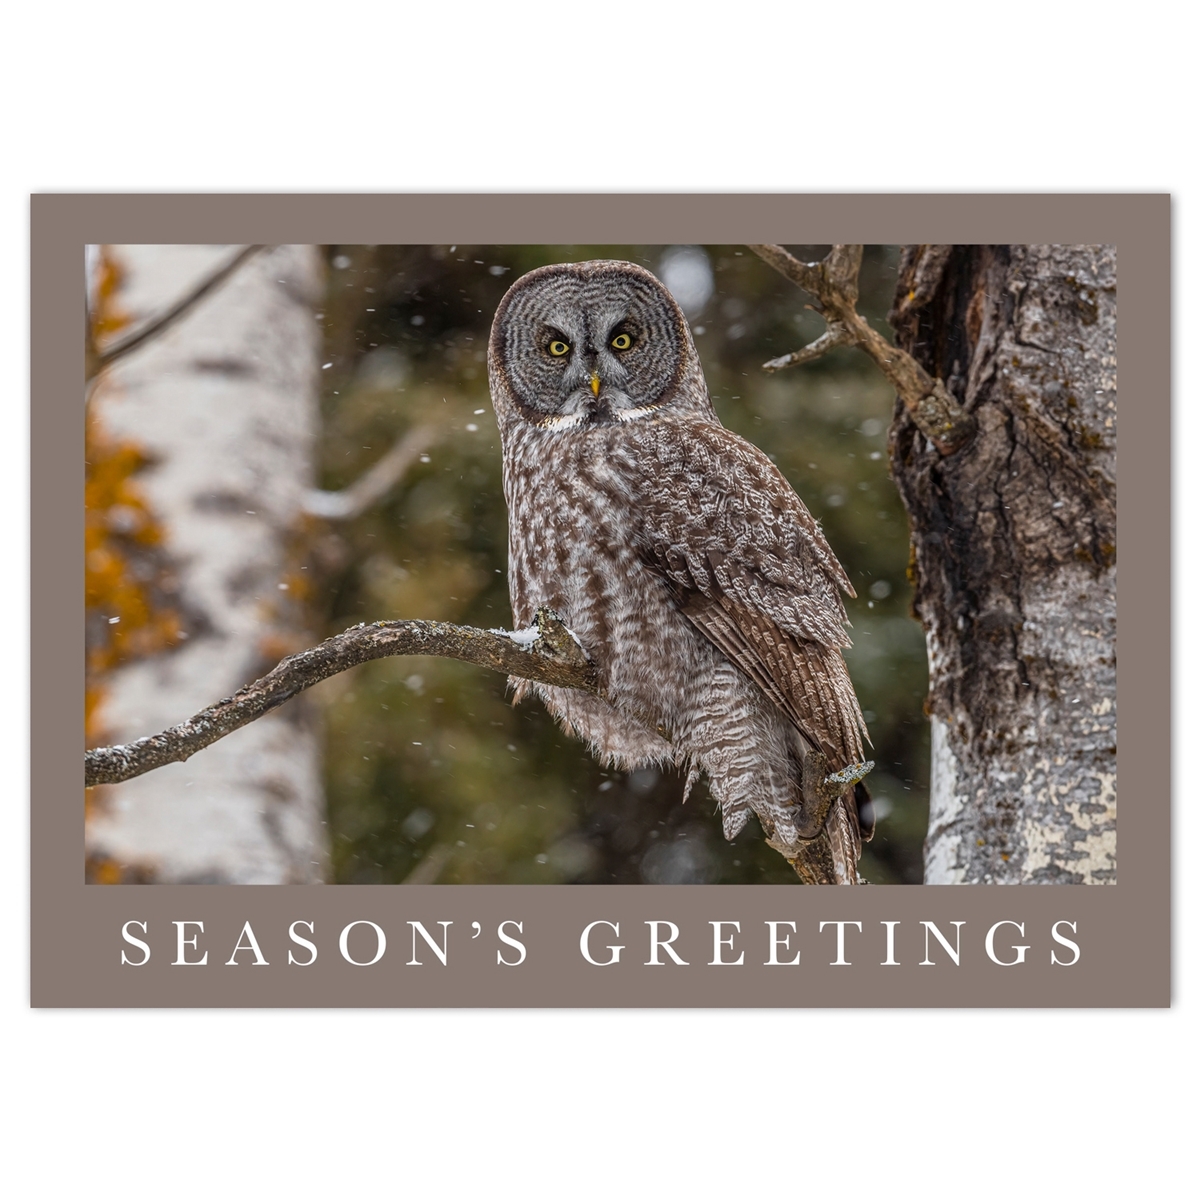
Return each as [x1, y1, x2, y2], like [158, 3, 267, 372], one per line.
[86, 245, 330, 883]
[889, 245, 1116, 884]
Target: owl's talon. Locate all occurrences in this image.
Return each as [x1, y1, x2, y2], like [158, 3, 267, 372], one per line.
[791, 751, 873, 839]
[530, 606, 592, 668]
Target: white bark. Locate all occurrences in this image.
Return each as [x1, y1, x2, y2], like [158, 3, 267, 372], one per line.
[892, 245, 1117, 885]
[86, 245, 329, 883]
[924, 560, 1118, 884]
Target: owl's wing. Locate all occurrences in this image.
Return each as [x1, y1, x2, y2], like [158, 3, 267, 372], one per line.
[633, 420, 867, 768]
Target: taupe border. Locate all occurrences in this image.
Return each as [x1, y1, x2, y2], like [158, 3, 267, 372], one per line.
[34, 194, 1168, 1007]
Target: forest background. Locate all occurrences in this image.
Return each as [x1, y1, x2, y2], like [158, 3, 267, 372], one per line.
[85, 243, 931, 885]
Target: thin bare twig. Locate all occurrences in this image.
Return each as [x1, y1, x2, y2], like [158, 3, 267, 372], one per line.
[762, 323, 854, 371]
[301, 425, 438, 520]
[748, 243, 976, 454]
[84, 608, 598, 788]
[88, 245, 267, 383]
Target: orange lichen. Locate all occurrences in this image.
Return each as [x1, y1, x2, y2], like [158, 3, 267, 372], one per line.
[85, 247, 184, 842]
[90, 248, 129, 345]
[84, 416, 184, 733]
[85, 853, 157, 884]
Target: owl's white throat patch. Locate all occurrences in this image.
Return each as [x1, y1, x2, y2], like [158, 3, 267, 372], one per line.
[536, 402, 662, 430]
[614, 404, 662, 423]
[537, 411, 588, 431]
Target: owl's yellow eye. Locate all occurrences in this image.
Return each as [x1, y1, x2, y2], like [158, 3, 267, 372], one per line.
[548, 340, 570, 357]
[610, 332, 633, 351]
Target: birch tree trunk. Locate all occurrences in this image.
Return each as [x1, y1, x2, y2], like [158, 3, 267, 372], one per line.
[86, 245, 329, 883]
[888, 245, 1116, 884]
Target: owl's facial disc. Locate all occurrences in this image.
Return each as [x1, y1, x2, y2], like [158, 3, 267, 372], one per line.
[493, 262, 688, 431]
[540, 313, 646, 426]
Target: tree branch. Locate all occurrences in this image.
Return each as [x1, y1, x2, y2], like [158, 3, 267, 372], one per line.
[762, 322, 855, 371]
[301, 425, 437, 520]
[88, 245, 267, 382]
[748, 243, 977, 455]
[85, 607, 599, 787]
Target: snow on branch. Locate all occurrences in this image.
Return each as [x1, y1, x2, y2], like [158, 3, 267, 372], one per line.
[84, 608, 599, 788]
[748, 243, 976, 455]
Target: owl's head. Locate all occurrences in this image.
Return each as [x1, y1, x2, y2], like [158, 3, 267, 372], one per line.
[488, 259, 712, 432]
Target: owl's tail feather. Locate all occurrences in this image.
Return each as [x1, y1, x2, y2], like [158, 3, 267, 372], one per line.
[825, 795, 862, 885]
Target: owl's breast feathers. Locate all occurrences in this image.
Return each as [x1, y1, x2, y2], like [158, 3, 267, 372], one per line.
[504, 413, 867, 768]
[620, 418, 868, 771]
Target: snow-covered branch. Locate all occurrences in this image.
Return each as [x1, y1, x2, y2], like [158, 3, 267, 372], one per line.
[84, 608, 598, 788]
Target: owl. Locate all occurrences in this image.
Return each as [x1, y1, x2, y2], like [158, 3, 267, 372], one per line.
[487, 259, 873, 884]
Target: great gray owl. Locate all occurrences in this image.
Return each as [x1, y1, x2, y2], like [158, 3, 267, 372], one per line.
[488, 259, 873, 884]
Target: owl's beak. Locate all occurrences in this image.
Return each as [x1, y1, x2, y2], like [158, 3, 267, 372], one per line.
[589, 372, 601, 398]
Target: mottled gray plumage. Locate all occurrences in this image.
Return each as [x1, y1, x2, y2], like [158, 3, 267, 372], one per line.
[488, 259, 872, 883]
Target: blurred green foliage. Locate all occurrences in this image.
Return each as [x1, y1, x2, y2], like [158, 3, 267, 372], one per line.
[313, 245, 929, 885]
